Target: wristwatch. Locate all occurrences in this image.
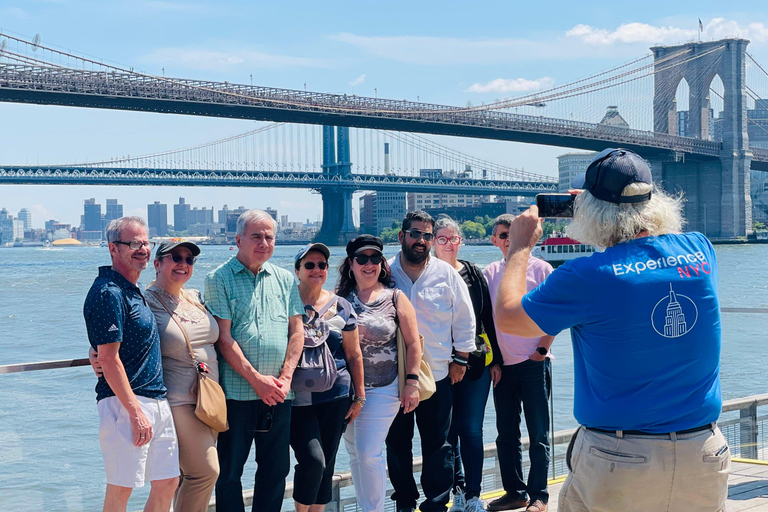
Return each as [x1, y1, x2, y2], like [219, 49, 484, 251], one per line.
[536, 347, 548, 356]
[353, 396, 366, 406]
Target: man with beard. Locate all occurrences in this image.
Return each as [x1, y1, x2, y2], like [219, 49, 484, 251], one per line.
[386, 210, 477, 512]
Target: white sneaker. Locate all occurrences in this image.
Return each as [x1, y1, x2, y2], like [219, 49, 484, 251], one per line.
[449, 489, 467, 512]
[465, 497, 486, 512]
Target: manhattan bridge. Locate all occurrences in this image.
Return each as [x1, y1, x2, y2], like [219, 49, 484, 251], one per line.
[1, 32, 768, 242]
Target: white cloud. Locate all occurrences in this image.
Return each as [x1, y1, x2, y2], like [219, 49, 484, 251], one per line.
[143, 47, 328, 71]
[567, 18, 768, 46]
[466, 77, 554, 93]
[350, 74, 366, 87]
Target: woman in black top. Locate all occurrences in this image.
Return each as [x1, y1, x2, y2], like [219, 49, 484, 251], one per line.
[433, 215, 501, 512]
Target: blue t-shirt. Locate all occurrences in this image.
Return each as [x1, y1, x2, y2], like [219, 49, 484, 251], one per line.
[83, 266, 166, 402]
[522, 232, 721, 433]
[293, 295, 358, 407]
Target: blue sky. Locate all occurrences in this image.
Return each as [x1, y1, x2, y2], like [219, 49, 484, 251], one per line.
[1, 0, 768, 227]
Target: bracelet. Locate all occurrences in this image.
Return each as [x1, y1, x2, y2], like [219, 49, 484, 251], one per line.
[353, 396, 366, 406]
[406, 374, 419, 381]
[452, 356, 468, 367]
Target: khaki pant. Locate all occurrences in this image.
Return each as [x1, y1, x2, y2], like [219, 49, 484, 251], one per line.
[559, 425, 730, 512]
[171, 404, 219, 512]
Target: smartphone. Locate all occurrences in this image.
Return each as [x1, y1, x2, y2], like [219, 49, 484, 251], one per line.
[535, 193, 576, 218]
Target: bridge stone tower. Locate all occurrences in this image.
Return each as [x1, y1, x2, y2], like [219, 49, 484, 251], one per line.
[314, 126, 359, 245]
[651, 38, 752, 238]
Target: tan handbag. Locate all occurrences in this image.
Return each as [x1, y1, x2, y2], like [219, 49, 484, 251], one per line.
[148, 289, 229, 432]
[394, 290, 436, 401]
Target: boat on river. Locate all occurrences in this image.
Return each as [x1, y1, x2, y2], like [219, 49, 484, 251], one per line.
[531, 234, 599, 267]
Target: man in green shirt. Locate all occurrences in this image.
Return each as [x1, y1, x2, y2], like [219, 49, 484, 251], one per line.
[204, 209, 304, 512]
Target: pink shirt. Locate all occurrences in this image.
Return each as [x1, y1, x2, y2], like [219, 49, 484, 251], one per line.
[483, 256, 553, 365]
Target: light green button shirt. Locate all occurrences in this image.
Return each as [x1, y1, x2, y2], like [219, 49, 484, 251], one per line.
[204, 257, 303, 401]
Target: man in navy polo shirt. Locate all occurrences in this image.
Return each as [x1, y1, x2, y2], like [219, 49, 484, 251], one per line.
[494, 149, 729, 512]
[84, 216, 179, 512]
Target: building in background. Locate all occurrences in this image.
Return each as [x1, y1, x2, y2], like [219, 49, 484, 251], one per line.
[359, 191, 406, 235]
[557, 152, 597, 193]
[423, 201, 507, 224]
[174, 197, 190, 232]
[105, 199, 123, 222]
[407, 168, 489, 211]
[147, 201, 168, 237]
[17, 208, 32, 231]
[748, 100, 768, 224]
[81, 198, 103, 242]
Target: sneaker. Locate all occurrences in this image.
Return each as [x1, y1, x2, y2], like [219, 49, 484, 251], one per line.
[525, 500, 548, 512]
[465, 496, 486, 512]
[485, 493, 528, 511]
[449, 489, 467, 512]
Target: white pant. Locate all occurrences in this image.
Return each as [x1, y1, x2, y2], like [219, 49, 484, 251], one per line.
[98, 395, 179, 488]
[343, 380, 401, 512]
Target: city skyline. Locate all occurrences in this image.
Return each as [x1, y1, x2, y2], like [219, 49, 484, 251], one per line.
[1, 2, 768, 228]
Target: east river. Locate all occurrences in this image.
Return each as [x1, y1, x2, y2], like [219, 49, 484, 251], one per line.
[0, 243, 765, 510]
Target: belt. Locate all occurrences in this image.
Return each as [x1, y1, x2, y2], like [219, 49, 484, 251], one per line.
[585, 423, 714, 438]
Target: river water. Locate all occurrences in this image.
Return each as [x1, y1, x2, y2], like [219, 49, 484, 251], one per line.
[0, 243, 765, 510]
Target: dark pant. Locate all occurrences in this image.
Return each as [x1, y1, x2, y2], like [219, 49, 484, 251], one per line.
[493, 360, 551, 504]
[449, 367, 491, 498]
[215, 399, 292, 512]
[289, 398, 350, 505]
[386, 376, 454, 512]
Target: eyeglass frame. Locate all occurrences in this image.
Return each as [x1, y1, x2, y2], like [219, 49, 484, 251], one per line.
[301, 261, 328, 270]
[160, 253, 197, 266]
[113, 240, 156, 251]
[354, 254, 383, 266]
[435, 235, 462, 246]
[405, 229, 435, 242]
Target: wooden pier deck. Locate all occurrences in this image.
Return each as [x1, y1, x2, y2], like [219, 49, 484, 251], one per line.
[480, 459, 768, 511]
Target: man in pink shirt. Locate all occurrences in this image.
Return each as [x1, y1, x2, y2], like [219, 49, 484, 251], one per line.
[483, 214, 554, 512]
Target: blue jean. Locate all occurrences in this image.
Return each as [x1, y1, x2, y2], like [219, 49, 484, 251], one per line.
[215, 399, 292, 512]
[493, 360, 551, 504]
[448, 367, 491, 498]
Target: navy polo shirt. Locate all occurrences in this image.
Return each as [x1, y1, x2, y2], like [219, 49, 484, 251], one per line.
[83, 266, 166, 402]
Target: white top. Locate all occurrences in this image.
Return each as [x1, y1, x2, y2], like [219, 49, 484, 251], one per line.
[389, 253, 477, 381]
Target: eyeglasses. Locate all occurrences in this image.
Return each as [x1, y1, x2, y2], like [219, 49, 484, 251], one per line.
[354, 254, 383, 265]
[436, 235, 462, 246]
[495, 233, 509, 240]
[406, 229, 434, 242]
[113, 240, 156, 250]
[302, 261, 328, 270]
[163, 253, 197, 265]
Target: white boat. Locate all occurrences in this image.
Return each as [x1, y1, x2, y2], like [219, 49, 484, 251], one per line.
[531, 235, 599, 267]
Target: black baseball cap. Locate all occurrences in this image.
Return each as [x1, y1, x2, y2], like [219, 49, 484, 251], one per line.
[583, 148, 653, 204]
[346, 234, 384, 258]
[155, 239, 201, 259]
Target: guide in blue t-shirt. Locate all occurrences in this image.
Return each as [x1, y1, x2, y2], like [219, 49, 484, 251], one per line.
[492, 149, 730, 512]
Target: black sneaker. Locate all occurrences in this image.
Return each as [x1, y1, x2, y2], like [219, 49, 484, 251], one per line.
[485, 494, 529, 511]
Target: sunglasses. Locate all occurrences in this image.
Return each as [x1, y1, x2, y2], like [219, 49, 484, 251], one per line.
[436, 235, 462, 246]
[163, 253, 197, 265]
[354, 254, 383, 265]
[302, 261, 328, 270]
[495, 233, 509, 240]
[406, 229, 434, 242]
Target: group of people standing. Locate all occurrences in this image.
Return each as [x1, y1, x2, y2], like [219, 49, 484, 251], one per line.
[84, 148, 730, 512]
[84, 207, 553, 512]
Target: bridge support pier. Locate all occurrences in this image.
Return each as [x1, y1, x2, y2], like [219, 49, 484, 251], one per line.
[314, 126, 359, 245]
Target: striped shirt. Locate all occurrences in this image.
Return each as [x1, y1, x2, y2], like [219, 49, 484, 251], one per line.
[204, 257, 303, 401]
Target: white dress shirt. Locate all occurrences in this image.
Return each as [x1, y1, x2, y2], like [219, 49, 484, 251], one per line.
[389, 253, 477, 381]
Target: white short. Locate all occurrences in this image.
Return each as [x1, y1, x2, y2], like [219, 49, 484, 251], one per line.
[98, 395, 180, 488]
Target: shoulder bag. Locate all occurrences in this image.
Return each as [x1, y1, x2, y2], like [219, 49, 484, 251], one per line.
[148, 289, 228, 432]
[292, 297, 339, 394]
[394, 289, 436, 401]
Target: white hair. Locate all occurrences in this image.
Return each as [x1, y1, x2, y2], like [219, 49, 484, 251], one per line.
[106, 216, 148, 243]
[434, 214, 463, 237]
[492, 214, 516, 236]
[236, 209, 278, 236]
[566, 183, 685, 248]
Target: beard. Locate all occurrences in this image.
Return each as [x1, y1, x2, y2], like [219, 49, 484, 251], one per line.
[402, 240, 429, 264]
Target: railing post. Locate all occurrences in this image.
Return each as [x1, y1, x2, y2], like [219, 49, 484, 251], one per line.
[326, 479, 341, 512]
[740, 402, 758, 459]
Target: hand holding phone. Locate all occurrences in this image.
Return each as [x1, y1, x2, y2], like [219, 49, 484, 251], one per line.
[535, 193, 576, 218]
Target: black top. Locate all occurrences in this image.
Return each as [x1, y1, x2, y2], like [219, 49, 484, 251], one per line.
[458, 259, 502, 369]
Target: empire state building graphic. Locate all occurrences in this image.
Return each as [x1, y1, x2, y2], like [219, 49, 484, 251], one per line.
[663, 283, 687, 337]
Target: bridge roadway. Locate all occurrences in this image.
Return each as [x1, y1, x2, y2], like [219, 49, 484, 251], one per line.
[0, 166, 557, 195]
[4, 64, 766, 168]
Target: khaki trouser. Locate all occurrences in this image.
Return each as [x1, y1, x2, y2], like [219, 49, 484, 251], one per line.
[559, 424, 730, 512]
[170, 404, 219, 512]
